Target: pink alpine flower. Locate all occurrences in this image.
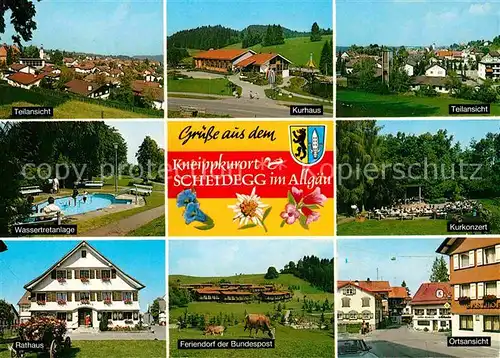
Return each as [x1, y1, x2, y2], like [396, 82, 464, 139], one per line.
[280, 203, 300, 224]
[301, 206, 321, 225]
[303, 187, 327, 207]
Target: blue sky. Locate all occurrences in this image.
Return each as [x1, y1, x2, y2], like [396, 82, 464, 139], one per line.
[167, 0, 333, 34]
[108, 121, 165, 164]
[1, 0, 162, 56]
[169, 240, 334, 277]
[338, 238, 446, 297]
[337, 0, 500, 47]
[378, 120, 500, 149]
[0, 240, 165, 312]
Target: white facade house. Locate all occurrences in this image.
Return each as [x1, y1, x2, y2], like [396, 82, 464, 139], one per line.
[337, 282, 383, 331]
[410, 282, 452, 332]
[23, 241, 145, 330]
[403, 63, 415, 77]
[425, 64, 446, 77]
[478, 53, 500, 80]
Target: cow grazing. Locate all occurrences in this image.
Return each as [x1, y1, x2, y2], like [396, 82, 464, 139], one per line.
[204, 325, 225, 336]
[244, 314, 275, 339]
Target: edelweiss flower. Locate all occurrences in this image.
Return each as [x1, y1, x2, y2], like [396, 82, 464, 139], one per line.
[228, 187, 268, 226]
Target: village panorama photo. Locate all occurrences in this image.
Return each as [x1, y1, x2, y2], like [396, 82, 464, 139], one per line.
[0, 0, 164, 119]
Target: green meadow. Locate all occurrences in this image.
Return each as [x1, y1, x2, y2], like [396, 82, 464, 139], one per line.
[336, 89, 500, 117]
[167, 77, 234, 96]
[224, 36, 333, 67]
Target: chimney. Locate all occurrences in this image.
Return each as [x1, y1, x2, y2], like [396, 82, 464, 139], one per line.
[354, 280, 359, 286]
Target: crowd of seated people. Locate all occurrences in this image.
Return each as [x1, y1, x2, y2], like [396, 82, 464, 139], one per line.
[366, 199, 480, 220]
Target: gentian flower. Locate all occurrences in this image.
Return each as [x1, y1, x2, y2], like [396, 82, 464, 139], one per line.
[183, 202, 207, 224]
[176, 189, 197, 208]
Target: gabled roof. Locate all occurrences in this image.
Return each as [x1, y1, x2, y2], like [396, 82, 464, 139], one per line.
[193, 49, 255, 61]
[425, 63, 446, 71]
[7, 72, 44, 85]
[436, 238, 461, 255]
[10, 63, 27, 71]
[338, 280, 391, 292]
[389, 287, 409, 299]
[410, 282, 451, 305]
[236, 53, 292, 68]
[18, 291, 31, 306]
[24, 241, 145, 291]
[65, 79, 106, 96]
[337, 281, 382, 298]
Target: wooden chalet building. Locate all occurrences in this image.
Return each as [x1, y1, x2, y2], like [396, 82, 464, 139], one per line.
[193, 49, 256, 73]
[220, 291, 253, 302]
[194, 289, 221, 301]
[236, 53, 292, 77]
[260, 291, 292, 302]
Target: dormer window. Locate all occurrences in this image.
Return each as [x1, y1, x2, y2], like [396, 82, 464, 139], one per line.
[82, 250, 87, 258]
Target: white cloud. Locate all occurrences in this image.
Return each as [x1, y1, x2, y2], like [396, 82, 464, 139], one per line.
[469, 3, 492, 15]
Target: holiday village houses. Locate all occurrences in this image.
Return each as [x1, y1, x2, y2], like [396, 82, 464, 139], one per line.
[179, 283, 292, 303]
[0, 43, 164, 109]
[337, 280, 410, 332]
[17, 241, 146, 331]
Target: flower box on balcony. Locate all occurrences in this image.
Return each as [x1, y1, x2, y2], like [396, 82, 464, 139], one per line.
[124, 299, 133, 305]
[57, 278, 66, 283]
[80, 277, 89, 283]
[483, 295, 497, 302]
[57, 300, 67, 305]
[102, 277, 111, 282]
[104, 300, 112, 305]
[80, 299, 90, 304]
[36, 300, 46, 305]
[458, 296, 471, 304]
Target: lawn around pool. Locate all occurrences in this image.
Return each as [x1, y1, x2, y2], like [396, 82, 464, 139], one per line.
[170, 325, 333, 358]
[0, 340, 166, 358]
[167, 77, 234, 96]
[336, 90, 500, 117]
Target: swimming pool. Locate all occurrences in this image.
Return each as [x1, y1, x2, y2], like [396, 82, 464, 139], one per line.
[34, 193, 132, 216]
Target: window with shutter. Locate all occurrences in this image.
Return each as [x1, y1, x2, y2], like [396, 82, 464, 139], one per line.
[97, 292, 102, 301]
[470, 283, 476, 299]
[453, 254, 458, 270]
[469, 251, 475, 267]
[478, 283, 484, 299]
[75, 270, 80, 279]
[133, 292, 138, 301]
[112, 269, 117, 279]
[496, 245, 500, 262]
[476, 249, 483, 266]
[75, 292, 80, 301]
[96, 270, 101, 279]
[90, 270, 95, 279]
[67, 270, 72, 279]
[454, 285, 459, 300]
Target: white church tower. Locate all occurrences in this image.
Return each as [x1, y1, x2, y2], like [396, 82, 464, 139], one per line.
[39, 44, 44, 60]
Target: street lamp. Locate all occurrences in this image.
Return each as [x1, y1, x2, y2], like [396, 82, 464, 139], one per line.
[114, 143, 118, 194]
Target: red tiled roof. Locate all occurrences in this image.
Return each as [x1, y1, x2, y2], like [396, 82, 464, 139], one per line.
[261, 291, 290, 296]
[389, 287, 409, 299]
[437, 50, 453, 57]
[411, 282, 452, 305]
[338, 281, 382, 298]
[10, 63, 27, 71]
[194, 49, 251, 61]
[338, 280, 391, 292]
[8, 72, 44, 85]
[236, 53, 277, 67]
[18, 291, 31, 306]
[64, 79, 101, 96]
[195, 289, 221, 295]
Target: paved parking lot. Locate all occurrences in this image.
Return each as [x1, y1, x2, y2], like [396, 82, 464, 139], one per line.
[341, 326, 499, 358]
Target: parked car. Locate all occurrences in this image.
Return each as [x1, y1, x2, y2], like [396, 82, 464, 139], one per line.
[338, 339, 379, 357]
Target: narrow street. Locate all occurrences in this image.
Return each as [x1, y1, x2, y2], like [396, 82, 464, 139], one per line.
[341, 326, 499, 358]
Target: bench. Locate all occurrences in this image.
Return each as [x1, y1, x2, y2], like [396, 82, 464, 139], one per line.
[130, 184, 153, 196]
[20, 186, 42, 196]
[14, 211, 62, 226]
[83, 181, 104, 188]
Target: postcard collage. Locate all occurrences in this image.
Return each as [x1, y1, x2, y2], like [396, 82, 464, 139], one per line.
[0, 0, 499, 358]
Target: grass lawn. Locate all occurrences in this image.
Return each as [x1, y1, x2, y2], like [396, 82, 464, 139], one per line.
[0, 101, 152, 119]
[264, 89, 333, 113]
[337, 218, 450, 235]
[224, 36, 333, 67]
[167, 77, 233, 96]
[75, 191, 165, 235]
[0, 340, 166, 358]
[127, 215, 166, 236]
[170, 325, 333, 358]
[337, 90, 500, 117]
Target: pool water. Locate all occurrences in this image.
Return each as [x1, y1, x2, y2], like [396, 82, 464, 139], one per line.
[34, 193, 132, 216]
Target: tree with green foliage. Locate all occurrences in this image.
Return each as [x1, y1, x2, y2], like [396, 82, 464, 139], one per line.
[319, 40, 333, 76]
[21, 45, 39, 58]
[310, 22, 322, 42]
[0, 300, 15, 328]
[51, 49, 63, 66]
[0, 0, 39, 45]
[167, 47, 189, 67]
[401, 280, 411, 296]
[150, 298, 160, 323]
[430, 257, 449, 282]
[265, 266, 279, 279]
[136, 136, 163, 179]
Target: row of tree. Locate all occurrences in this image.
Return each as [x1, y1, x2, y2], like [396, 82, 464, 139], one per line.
[280, 255, 334, 293]
[336, 121, 500, 214]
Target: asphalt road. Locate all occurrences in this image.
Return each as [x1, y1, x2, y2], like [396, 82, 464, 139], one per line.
[167, 97, 329, 118]
[342, 326, 499, 358]
[67, 325, 166, 341]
